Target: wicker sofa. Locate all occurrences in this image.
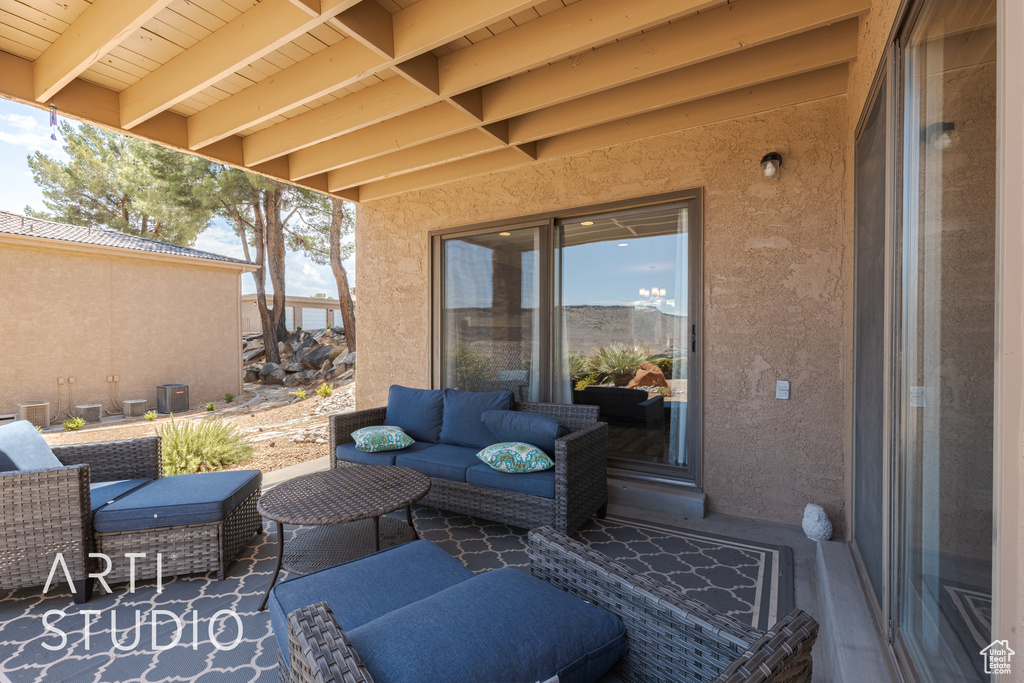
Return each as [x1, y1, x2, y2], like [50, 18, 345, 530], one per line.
[0, 426, 261, 603]
[329, 388, 609, 533]
[278, 526, 819, 683]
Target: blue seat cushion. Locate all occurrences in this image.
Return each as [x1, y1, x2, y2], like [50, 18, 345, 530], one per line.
[89, 478, 152, 512]
[466, 463, 556, 498]
[336, 440, 436, 466]
[93, 470, 262, 532]
[348, 567, 627, 683]
[395, 444, 481, 482]
[480, 410, 570, 456]
[438, 389, 515, 449]
[0, 420, 62, 472]
[271, 539, 473, 667]
[384, 385, 445, 443]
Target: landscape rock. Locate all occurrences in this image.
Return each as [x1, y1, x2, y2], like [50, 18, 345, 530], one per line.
[244, 367, 260, 383]
[284, 362, 305, 373]
[627, 362, 669, 389]
[263, 368, 287, 386]
[334, 350, 356, 367]
[289, 330, 313, 352]
[282, 374, 301, 388]
[295, 370, 319, 382]
[242, 347, 264, 362]
[259, 362, 281, 379]
[303, 345, 345, 369]
[310, 328, 328, 343]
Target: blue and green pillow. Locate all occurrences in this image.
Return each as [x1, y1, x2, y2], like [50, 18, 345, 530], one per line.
[476, 442, 554, 473]
[352, 426, 415, 453]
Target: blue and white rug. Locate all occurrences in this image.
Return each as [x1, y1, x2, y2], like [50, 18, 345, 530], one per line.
[0, 509, 794, 682]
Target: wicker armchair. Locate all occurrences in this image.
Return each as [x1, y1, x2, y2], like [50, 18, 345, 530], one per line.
[329, 401, 608, 533]
[0, 437, 161, 603]
[283, 526, 818, 683]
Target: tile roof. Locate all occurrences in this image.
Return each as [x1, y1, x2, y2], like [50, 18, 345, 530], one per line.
[0, 211, 252, 266]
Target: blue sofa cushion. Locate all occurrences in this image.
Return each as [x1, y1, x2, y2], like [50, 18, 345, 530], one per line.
[348, 567, 627, 683]
[271, 539, 473, 667]
[395, 444, 481, 482]
[480, 410, 570, 456]
[0, 420, 61, 472]
[384, 385, 445, 443]
[93, 470, 262, 532]
[337, 440, 436, 467]
[466, 463, 556, 498]
[89, 478, 152, 512]
[438, 389, 514, 449]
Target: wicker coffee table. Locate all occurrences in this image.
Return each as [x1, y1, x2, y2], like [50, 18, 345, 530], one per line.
[257, 464, 430, 610]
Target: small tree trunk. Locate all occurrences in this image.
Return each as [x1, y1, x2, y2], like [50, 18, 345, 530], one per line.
[265, 186, 288, 344]
[329, 198, 356, 352]
[251, 204, 279, 364]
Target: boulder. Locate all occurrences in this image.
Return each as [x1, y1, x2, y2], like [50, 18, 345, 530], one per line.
[331, 326, 345, 336]
[289, 330, 313, 352]
[284, 362, 306, 373]
[259, 362, 281, 379]
[626, 362, 669, 389]
[277, 342, 290, 360]
[263, 368, 287, 386]
[295, 370, 319, 383]
[244, 367, 260, 383]
[292, 341, 316, 363]
[310, 328, 328, 343]
[333, 350, 356, 367]
[242, 347, 264, 362]
[303, 344, 345, 369]
[282, 374, 302, 388]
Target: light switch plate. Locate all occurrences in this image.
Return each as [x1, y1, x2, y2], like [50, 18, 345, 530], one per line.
[776, 380, 790, 400]
[910, 386, 926, 408]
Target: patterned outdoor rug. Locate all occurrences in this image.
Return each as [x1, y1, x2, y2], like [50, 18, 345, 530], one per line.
[0, 509, 793, 682]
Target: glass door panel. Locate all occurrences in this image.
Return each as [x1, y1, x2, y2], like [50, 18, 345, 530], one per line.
[897, 1, 996, 680]
[440, 227, 541, 401]
[555, 205, 697, 479]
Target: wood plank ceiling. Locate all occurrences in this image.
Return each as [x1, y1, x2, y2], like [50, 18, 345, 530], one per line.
[0, 0, 870, 203]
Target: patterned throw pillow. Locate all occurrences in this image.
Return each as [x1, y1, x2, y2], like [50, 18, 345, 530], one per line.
[476, 442, 554, 473]
[352, 426, 415, 453]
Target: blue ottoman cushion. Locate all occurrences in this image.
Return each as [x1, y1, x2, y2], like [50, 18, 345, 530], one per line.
[439, 389, 515, 449]
[395, 444, 481, 482]
[348, 567, 627, 683]
[0, 420, 61, 472]
[480, 410, 570, 456]
[384, 385, 445, 443]
[271, 539, 473, 667]
[466, 463, 556, 498]
[89, 478, 152, 512]
[336, 440, 436, 467]
[93, 470, 262, 533]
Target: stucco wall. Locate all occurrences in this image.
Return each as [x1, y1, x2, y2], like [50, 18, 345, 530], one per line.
[0, 241, 244, 418]
[355, 95, 849, 529]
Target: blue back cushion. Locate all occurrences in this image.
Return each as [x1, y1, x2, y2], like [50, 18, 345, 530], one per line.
[0, 420, 61, 472]
[348, 567, 627, 683]
[385, 385, 445, 443]
[480, 410, 570, 456]
[438, 389, 514, 449]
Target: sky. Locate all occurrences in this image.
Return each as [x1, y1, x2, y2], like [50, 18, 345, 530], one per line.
[0, 98, 351, 297]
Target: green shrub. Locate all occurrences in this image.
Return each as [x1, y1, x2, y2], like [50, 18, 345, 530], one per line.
[589, 343, 653, 385]
[575, 373, 600, 391]
[650, 357, 673, 379]
[316, 383, 333, 398]
[224, 393, 235, 403]
[448, 347, 492, 391]
[205, 402, 215, 411]
[158, 417, 254, 476]
[144, 410, 158, 421]
[292, 389, 307, 401]
[63, 417, 85, 431]
[567, 352, 590, 384]
[35, 425, 44, 434]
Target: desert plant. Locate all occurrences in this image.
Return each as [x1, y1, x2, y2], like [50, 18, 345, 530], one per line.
[650, 356, 674, 379]
[448, 347, 492, 391]
[575, 373, 600, 391]
[63, 416, 85, 431]
[34, 425, 43, 434]
[292, 389, 307, 401]
[144, 410, 158, 421]
[316, 383, 333, 398]
[589, 343, 653, 385]
[567, 352, 591, 384]
[224, 393, 235, 403]
[205, 402, 215, 411]
[158, 417, 254, 476]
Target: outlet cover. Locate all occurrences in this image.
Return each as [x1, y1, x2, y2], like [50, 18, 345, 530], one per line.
[776, 380, 790, 400]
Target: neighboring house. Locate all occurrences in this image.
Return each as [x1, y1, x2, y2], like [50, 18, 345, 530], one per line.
[0, 212, 255, 421]
[240, 294, 343, 335]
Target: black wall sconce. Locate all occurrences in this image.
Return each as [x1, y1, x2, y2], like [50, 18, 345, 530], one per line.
[760, 152, 782, 182]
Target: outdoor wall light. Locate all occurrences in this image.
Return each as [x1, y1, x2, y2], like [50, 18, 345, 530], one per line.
[499, 231, 511, 236]
[923, 122, 955, 151]
[580, 221, 594, 226]
[760, 152, 782, 182]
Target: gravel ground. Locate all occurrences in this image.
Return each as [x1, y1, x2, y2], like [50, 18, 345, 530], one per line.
[42, 383, 356, 474]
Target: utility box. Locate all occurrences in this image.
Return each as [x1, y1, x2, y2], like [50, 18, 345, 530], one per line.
[74, 404, 103, 423]
[17, 402, 50, 428]
[157, 384, 189, 414]
[123, 399, 147, 418]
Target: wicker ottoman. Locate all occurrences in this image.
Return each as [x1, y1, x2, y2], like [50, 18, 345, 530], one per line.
[93, 470, 262, 584]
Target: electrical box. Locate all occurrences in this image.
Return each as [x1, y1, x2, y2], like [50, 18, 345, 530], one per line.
[157, 384, 189, 414]
[123, 399, 147, 418]
[74, 404, 103, 423]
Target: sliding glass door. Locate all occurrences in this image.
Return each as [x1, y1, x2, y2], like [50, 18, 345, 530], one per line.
[435, 194, 701, 484]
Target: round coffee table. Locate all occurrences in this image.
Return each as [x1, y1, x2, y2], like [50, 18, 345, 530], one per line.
[257, 465, 431, 610]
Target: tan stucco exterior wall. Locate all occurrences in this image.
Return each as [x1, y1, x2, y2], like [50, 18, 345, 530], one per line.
[355, 95, 849, 530]
[0, 240, 244, 418]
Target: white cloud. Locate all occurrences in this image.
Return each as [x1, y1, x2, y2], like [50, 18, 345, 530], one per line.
[0, 112, 64, 157]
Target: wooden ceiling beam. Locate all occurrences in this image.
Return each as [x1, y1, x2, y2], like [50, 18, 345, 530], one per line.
[33, 0, 175, 103]
[333, 0, 394, 59]
[507, 20, 860, 144]
[119, 0, 363, 129]
[187, 0, 531, 149]
[242, 77, 431, 166]
[288, 101, 479, 180]
[356, 65, 849, 201]
[482, 0, 870, 121]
